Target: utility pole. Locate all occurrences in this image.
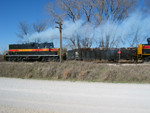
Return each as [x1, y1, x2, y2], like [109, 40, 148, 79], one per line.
[56, 21, 63, 63]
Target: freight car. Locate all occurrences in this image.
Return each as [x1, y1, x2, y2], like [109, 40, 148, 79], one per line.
[5, 42, 60, 61]
[68, 38, 150, 62]
[68, 48, 136, 62]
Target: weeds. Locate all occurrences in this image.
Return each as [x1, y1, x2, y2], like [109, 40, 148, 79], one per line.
[0, 61, 150, 83]
[0, 55, 4, 62]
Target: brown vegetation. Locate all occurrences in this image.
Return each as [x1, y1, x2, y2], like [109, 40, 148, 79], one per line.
[0, 55, 4, 62]
[0, 61, 150, 83]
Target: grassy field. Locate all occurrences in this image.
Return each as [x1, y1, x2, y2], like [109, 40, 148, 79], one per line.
[0, 61, 150, 83]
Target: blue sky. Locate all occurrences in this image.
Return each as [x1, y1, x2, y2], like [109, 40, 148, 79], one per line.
[0, 0, 147, 53]
[0, 0, 52, 52]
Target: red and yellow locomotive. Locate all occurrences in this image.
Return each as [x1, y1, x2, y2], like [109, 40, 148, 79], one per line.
[137, 38, 150, 62]
[5, 42, 60, 61]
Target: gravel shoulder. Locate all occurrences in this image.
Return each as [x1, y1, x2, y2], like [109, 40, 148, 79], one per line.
[0, 77, 150, 113]
[0, 105, 50, 113]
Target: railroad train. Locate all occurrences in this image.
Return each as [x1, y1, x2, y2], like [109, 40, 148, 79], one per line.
[4, 38, 150, 62]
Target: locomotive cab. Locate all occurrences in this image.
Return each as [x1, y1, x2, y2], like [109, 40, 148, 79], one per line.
[137, 38, 150, 62]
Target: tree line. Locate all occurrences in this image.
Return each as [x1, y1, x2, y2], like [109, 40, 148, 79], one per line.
[17, 0, 150, 49]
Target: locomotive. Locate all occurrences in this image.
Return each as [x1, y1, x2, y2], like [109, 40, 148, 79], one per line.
[136, 38, 150, 62]
[4, 38, 150, 62]
[5, 42, 60, 61]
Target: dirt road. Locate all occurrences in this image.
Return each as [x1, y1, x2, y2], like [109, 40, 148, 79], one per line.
[0, 77, 150, 113]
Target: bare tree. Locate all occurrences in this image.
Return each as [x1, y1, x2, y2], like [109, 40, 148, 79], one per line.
[16, 22, 30, 42]
[81, 0, 95, 23]
[81, 37, 93, 48]
[46, 1, 65, 22]
[94, 0, 139, 24]
[46, 0, 139, 49]
[65, 34, 81, 49]
[142, 0, 150, 14]
[93, 0, 139, 48]
[47, 0, 96, 23]
[47, 0, 95, 48]
[97, 28, 120, 48]
[32, 20, 49, 43]
[126, 25, 147, 47]
[33, 20, 48, 33]
[57, 0, 81, 22]
[46, 0, 82, 22]
[66, 32, 93, 49]
[17, 20, 49, 43]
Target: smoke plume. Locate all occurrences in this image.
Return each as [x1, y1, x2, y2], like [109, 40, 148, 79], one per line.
[28, 10, 150, 48]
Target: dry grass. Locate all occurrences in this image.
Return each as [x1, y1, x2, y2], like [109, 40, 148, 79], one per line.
[0, 61, 150, 83]
[0, 55, 4, 62]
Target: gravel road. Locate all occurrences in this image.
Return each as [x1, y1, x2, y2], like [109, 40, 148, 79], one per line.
[0, 77, 150, 113]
